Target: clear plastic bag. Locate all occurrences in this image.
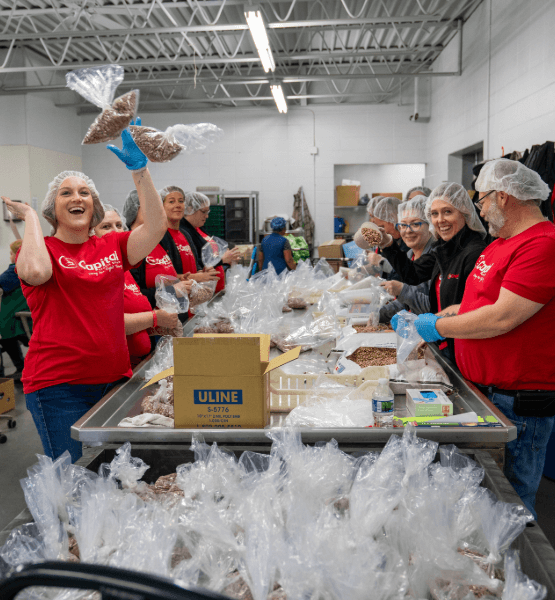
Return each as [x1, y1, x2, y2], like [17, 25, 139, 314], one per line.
[65, 64, 138, 144]
[201, 236, 228, 269]
[503, 550, 547, 600]
[155, 274, 190, 314]
[394, 310, 425, 380]
[129, 122, 223, 162]
[189, 280, 217, 311]
[285, 397, 374, 428]
[144, 335, 173, 381]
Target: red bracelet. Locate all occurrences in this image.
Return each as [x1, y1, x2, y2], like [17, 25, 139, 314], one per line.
[152, 310, 158, 328]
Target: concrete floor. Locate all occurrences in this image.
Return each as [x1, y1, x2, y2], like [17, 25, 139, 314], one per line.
[0, 355, 554, 550]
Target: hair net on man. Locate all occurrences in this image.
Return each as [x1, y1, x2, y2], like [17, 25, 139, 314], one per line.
[184, 192, 210, 216]
[270, 217, 287, 232]
[42, 170, 104, 234]
[122, 189, 140, 229]
[366, 196, 385, 218]
[159, 186, 185, 203]
[102, 203, 128, 231]
[475, 158, 550, 204]
[398, 196, 429, 223]
[426, 182, 486, 238]
[373, 197, 402, 224]
[404, 186, 432, 202]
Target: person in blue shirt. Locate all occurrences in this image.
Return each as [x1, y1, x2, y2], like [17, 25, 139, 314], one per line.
[258, 217, 297, 275]
[0, 240, 31, 380]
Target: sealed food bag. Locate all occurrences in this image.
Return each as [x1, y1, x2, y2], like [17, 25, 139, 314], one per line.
[201, 236, 228, 269]
[130, 122, 223, 162]
[395, 310, 426, 380]
[144, 335, 173, 381]
[66, 64, 138, 144]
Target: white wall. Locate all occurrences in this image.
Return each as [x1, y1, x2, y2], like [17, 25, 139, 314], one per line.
[426, 0, 555, 188]
[81, 103, 428, 245]
[333, 163, 426, 233]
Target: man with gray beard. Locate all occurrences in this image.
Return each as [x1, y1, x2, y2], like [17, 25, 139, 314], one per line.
[411, 158, 555, 519]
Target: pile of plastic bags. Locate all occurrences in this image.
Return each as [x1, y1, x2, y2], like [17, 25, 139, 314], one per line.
[0, 428, 546, 600]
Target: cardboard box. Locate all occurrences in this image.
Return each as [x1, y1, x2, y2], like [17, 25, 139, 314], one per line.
[0, 378, 15, 416]
[144, 335, 300, 428]
[234, 244, 255, 265]
[406, 388, 453, 417]
[336, 185, 360, 206]
[318, 239, 345, 259]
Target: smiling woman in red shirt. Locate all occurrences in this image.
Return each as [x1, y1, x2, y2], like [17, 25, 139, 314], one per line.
[93, 205, 179, 369]
[1, 129, 167, 463]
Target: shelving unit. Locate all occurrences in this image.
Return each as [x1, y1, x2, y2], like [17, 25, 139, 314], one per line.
[201, 191, 259, 244]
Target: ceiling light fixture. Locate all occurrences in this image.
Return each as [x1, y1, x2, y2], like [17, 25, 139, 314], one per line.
[244, 7, 275, 73]
[270, 83, 287, 113]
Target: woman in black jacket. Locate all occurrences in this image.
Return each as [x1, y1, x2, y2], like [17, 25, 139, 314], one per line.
[380, 182, 490, 360]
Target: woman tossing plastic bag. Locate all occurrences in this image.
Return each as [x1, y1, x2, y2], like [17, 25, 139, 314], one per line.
[129, 122, 224, 163]
[66, 64, 139, 145]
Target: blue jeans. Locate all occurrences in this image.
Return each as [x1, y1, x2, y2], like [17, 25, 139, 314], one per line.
[26, 381, 122, 463]
[490, 392, 555, 519]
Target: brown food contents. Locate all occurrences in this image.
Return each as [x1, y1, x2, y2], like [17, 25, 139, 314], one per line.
[282, 305, 293, 313]
[288, 297, 308, 310]
[457, 548, 505, 581]
[215, 320, 235, 333]
[347, 347, 397, 367]
[190, 283, 214, 307]
[361, 227, 382, 245]
[194, 326, 218, 334]
[141, 376, 174, 418]
[223, 572, 254, 600]
[68, 536, 80, 561]
[129, 125, 183, 162]
[354, 323, 393, 333]
[171, 545, 192, 568]
[83, 91, 137, 144]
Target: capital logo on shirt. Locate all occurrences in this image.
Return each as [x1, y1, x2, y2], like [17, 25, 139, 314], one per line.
[125, 282, 141, 295]
[177, 244, 193, 255]
[59, 256, 78, 269]
[79, 252, 122, 273]
[447, 273, 460, 279]
[473, 256, 494, 282]
[146, 254, 172, 267]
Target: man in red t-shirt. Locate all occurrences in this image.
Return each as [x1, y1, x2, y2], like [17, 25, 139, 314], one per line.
[410, 159, 555, 518]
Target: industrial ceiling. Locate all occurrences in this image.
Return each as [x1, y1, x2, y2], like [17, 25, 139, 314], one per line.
[0, 0, 482, 113]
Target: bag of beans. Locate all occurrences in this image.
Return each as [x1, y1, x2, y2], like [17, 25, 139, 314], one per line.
[129, 122, 223, 163]
[189, 280, 217, 312]
[66, 64, 139, 144]
[154, 274, 190, 314]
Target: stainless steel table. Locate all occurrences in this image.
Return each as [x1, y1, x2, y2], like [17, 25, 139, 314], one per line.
[71, 309, 516, 468]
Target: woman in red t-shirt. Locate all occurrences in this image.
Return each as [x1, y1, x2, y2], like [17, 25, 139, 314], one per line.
[1, 130, 167, 462]
[93, 206, 178, 369]
[123, 188, 195, 309]
[179, 192, 240, 293]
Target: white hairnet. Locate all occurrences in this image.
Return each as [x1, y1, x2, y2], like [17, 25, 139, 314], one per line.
[122, 189, 140, 229]
[373, 197, 402, 224]
[426, 182, 486, 238]
[101, 203, 128, 231]
[404, 186, 432, 202]
[184, 191, 210, 216]
[42, 170, 104, 234]
[366, 195, 385, 217]
[398, 196, 428, 223]
[159, 186, 185, 203]
[475, 158, 550, 203]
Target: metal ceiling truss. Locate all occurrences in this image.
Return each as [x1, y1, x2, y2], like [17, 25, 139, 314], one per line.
[0, 0, 482, 111]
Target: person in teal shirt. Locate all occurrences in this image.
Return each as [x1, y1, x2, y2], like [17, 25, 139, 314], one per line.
[258, 217, 297, 275]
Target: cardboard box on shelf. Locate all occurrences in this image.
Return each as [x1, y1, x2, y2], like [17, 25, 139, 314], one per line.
[143, 335, 300, 428]
[336, 185, 360, 206]
[233, 244, 255, 265]
[318, 239, 345, 259]
[406, 388, 453, 418]
[0, 378, 15, 416]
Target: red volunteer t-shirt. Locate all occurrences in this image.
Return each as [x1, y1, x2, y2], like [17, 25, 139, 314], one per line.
[19, 232, 135, 394]
[455, 221, 555, 390]
[123, 271, 152, 363]
[197, 228, 225, 293]
[168, 228, 197, 274]
[144, 244, 178, 288]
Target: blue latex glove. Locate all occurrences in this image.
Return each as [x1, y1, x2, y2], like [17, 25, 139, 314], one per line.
[391, 313, 400, 332]
[107, 128, 147, 171]
[130, 117, 142, 126]
[414, 313, 446, 343]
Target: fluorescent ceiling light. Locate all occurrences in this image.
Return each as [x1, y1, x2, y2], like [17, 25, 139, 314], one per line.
[271, 84, 287, 113]
[245, 8, 275, 73]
